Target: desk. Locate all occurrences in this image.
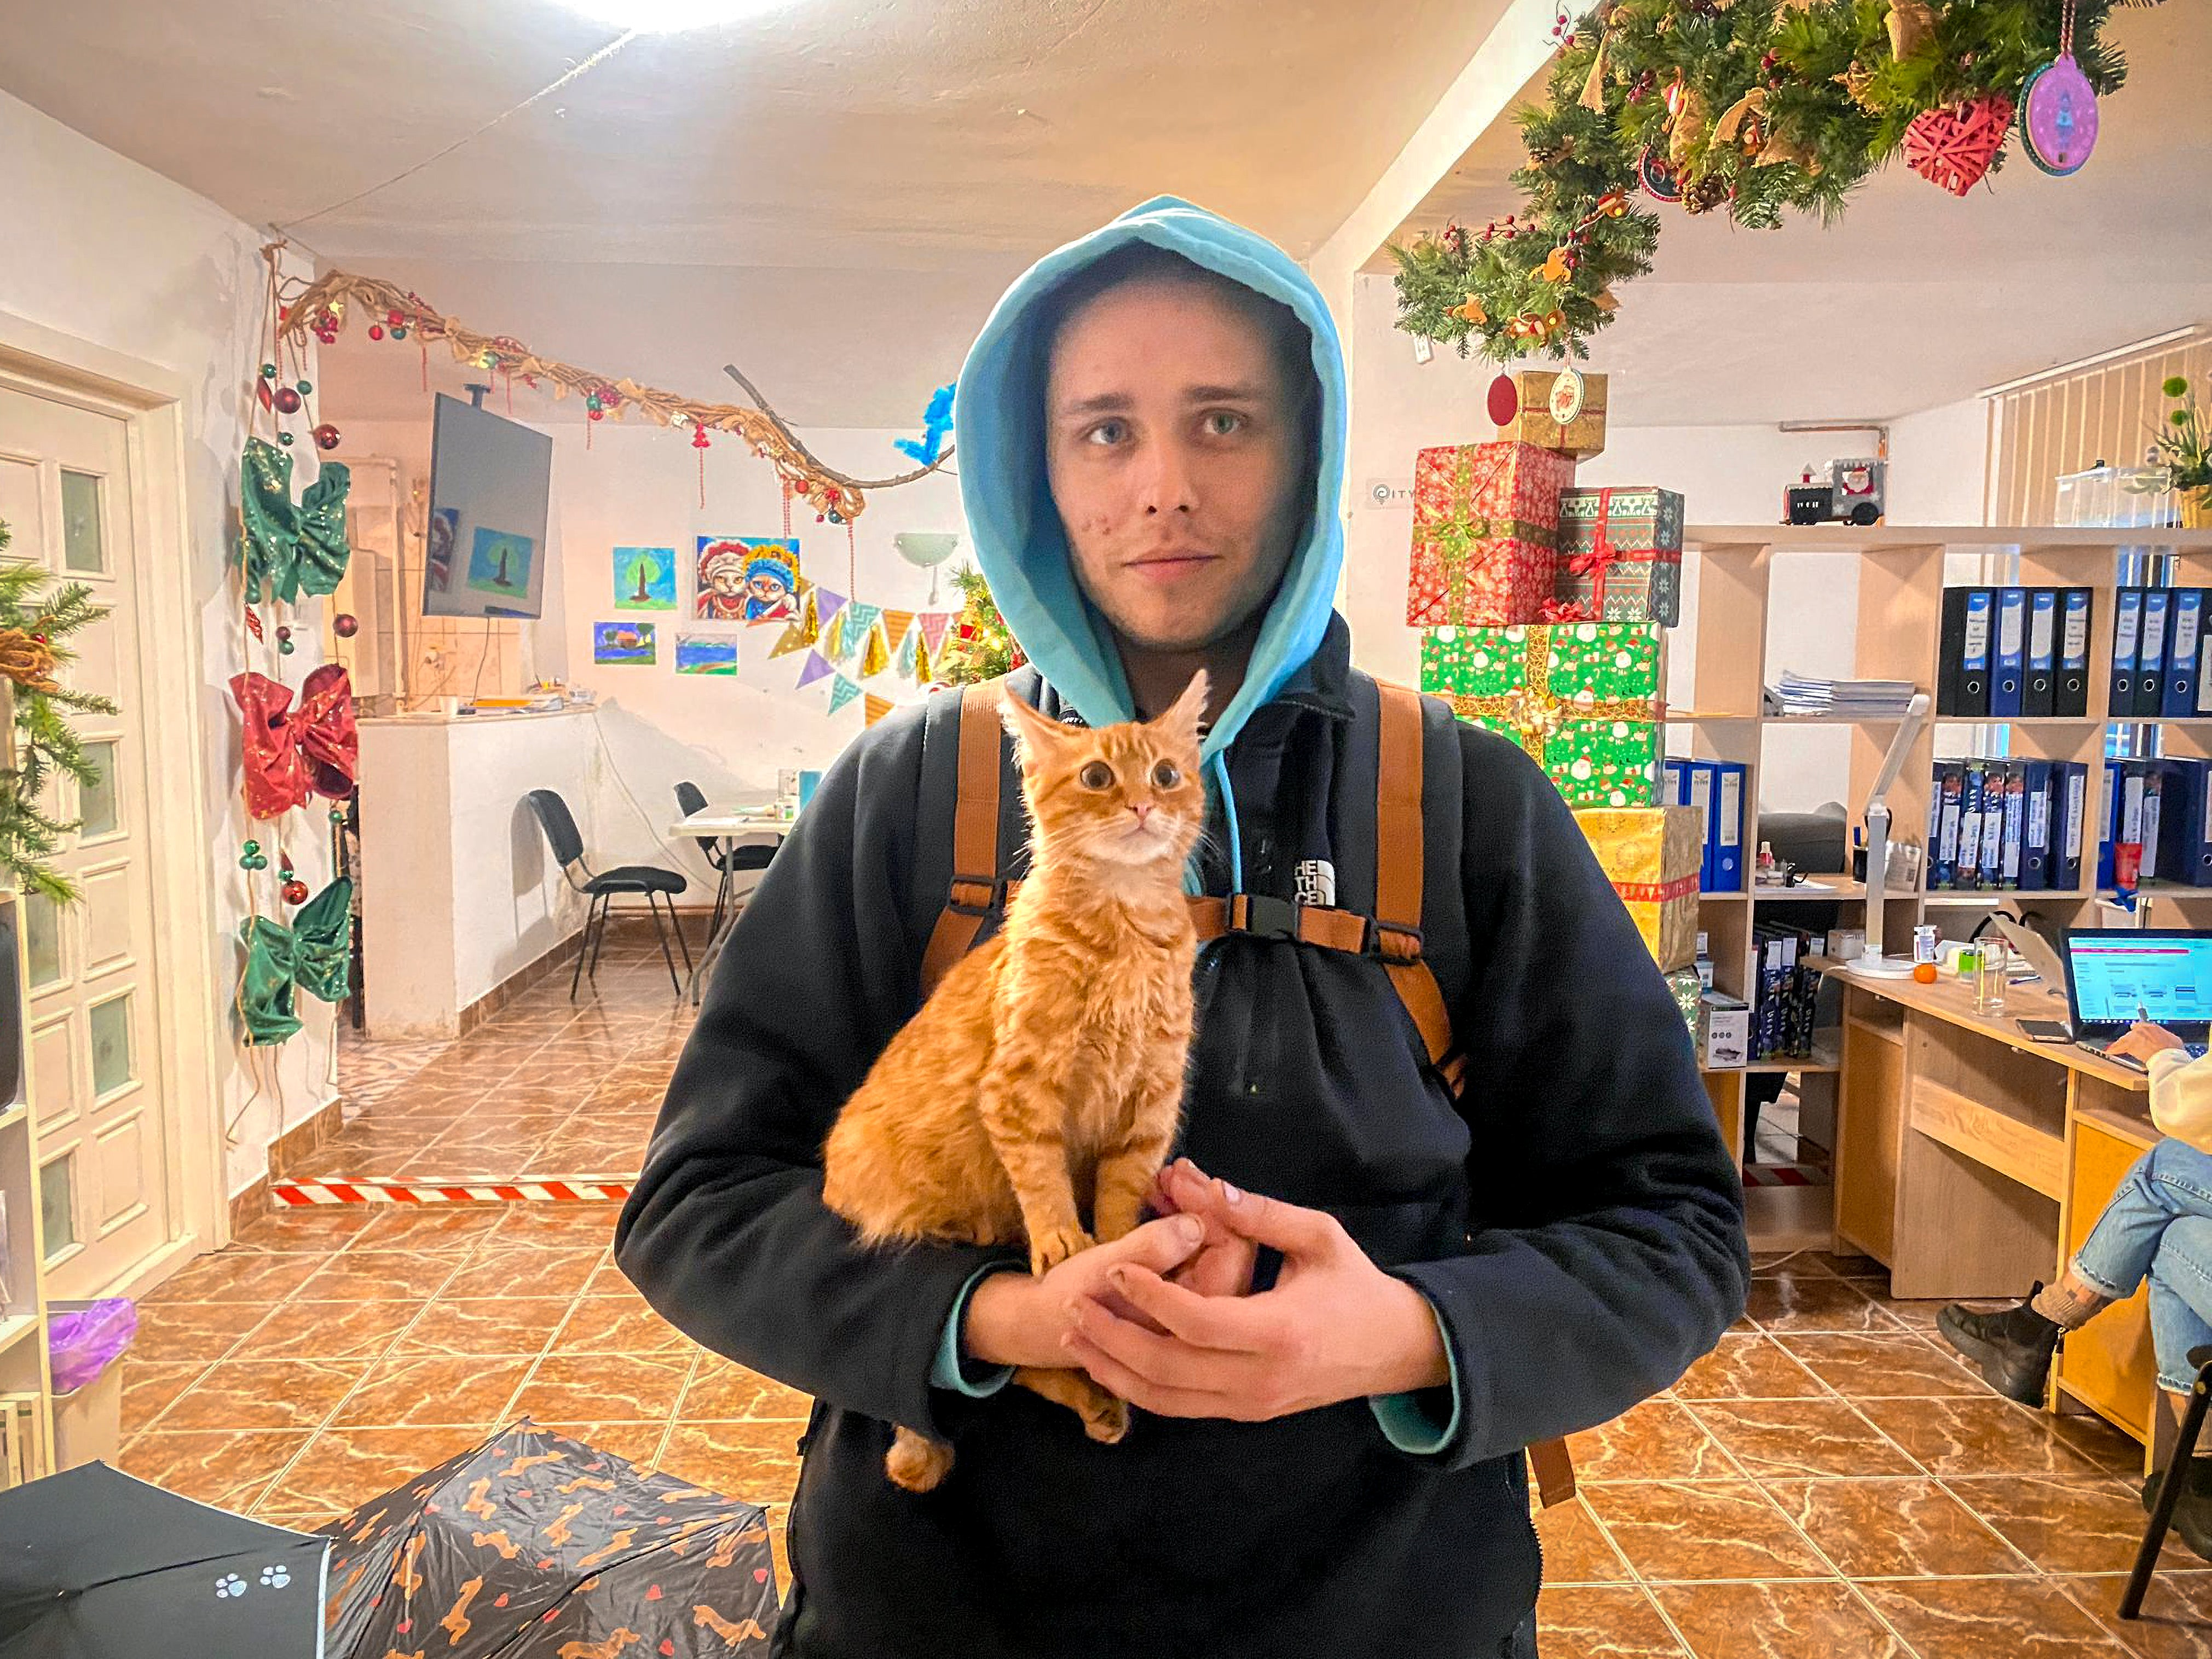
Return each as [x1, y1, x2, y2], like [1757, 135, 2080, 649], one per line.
[1830, 961, 2162, 1468]
[666, 805, 792, 1002]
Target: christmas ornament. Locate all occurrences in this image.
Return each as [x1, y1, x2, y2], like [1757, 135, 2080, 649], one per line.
[330, 805, 348, 824]
[1903, 94, 2015, 196]
[1638, 146, 1683, 203]
[1487, 374, 1520, 427]
[282, 877, 310, 905]
[2019, 0, 2098, 176]
[1547, 368, 1589, 427]
[278, 431, 294, 446]
[1664, 80, 1709, 167]
[1682, 171, 1734, 214]
[333, 612, 359, 638]
[294, 379, 313, 397]
[313, 423, 342, 451]
[390, 326, 407, 340]
[259, 363, 278, 380]
[239, 839, 268, 872]
[1448, 294, 1487, 325]
[1885, 0, 1936, 60]
[273, 386, 302, 414]
[368, 325, 384, 340]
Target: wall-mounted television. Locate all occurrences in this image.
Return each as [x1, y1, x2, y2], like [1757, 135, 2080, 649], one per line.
[423, 393, 553, 620]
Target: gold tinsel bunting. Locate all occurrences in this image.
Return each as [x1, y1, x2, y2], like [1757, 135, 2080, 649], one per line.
[859, 621, 892, 680]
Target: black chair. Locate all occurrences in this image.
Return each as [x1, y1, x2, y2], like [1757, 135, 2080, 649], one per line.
[675, 779, 777, 944]
[2124, 1344, 2212, 1618]
[525, 788, 693, 998]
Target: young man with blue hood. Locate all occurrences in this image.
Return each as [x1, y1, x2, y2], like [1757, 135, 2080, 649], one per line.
[617, 199, 1748, 1659]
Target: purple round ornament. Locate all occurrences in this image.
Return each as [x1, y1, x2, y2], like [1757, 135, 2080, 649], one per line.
[2019, 52, 2097, 177]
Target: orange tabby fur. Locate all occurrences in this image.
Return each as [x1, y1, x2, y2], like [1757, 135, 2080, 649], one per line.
[822, 672, 1209, 1493]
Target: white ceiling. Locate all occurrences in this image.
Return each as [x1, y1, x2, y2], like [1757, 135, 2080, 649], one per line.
[1371, 1, 2212, 426]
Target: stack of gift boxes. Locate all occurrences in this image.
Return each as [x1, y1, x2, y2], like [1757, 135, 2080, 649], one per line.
[1408, 371, 1701, 1040]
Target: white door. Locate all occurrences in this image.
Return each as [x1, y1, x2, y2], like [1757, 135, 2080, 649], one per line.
[0, 386, 169, 1299]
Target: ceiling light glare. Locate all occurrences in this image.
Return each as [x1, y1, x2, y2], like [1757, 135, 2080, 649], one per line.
[559, 0, 790, 31]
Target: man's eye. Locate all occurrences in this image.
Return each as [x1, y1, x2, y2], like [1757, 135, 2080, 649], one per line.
[1204, 411, 1245, 437]
[1085, 420, 1128, 447]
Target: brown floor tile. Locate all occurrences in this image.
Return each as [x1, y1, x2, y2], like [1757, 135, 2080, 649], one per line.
[1744, 1274, 1907, 1334]
[2059, 1573, 2212, 1658]
[1764, 1477, 2031, 1577]
[548, 1297, 698, 1356]
[230, 1206, 381, 1251]
[1582, 1481, 1828, 1581]
[1652, 1581, 1902, 1659]
[1949, 1473, 2191, 1575]
[130, 1302, 272, 1363]
[1673, 1336, 1831, 1401]
[535, 1131, 651, 1172]
[440, 1246, 603, 1299]
[682, 1359, 813, 1421]
[1535, 1497, 1634, 1585]
[423, 1112, 573, 1148]
[264, 1425, 495, 1513]
[1856, 1396, 2115, 1478]
[350, 1205, 509, 1251]
[331, 1354, 535, 1427]
[142, 1250, 326, 1305]
[511, 1352, 691, 1421]
[490, 1206, 621, 1247]
[533, 1420, 669, 1467]
[1859, 1575, 2129, 1657]
[160, 1359, 369, 1432]
[298, 1248, 466, 1303]
[397, 1296, 573, 1357]
[1687, 1399, 1918, 1478]
[1537, 1585, 1688, 1658]
[118, 1360, 210, 1435]
[1570, 1398, 1740, 1482]
[657, 1420, 804, 1507]
[2053, 1411, 2157, 1478]
[119, 1427, 310, 1510]
[1776, 1333, 1985, 1397]
[228, 1299, 420, 1362]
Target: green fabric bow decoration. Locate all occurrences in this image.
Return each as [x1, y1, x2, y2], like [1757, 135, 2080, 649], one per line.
[238, 437, 353, 606]
[236, 877, 354, 1046]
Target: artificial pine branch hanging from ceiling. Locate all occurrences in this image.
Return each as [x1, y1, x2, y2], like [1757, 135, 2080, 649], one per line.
[1392, 0, 2129, 363]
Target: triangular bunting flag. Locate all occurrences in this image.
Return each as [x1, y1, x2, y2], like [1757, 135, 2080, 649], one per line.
[770, 619, 810, 658]
[896, 623, 920, 679]
[842, 601, 881, 641]
[865, 693, 896, 726]
[859, 620, 892, 679]
[919, 611, 952, 652]
[912, 629, 933, 684]
[816, 588, 848, 628]
[796, 651, 835, 689]
[828, 674, 863, 715]
[882, 608, 916, 646]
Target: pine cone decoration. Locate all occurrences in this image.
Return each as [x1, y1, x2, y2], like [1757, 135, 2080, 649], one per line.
[1681, 171, 1734, 215]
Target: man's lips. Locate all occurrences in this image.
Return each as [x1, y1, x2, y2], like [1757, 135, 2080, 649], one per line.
[1125, 551, 1217, 577]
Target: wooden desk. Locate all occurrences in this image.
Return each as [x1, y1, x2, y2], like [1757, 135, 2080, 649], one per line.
[1831, 962, 2161, 1469]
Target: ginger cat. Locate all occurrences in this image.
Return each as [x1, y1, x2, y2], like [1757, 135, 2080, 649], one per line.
[822, 672, 1209, 1493]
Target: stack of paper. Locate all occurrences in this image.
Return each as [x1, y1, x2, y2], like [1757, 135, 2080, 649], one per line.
[1766, 670, 1918, 719]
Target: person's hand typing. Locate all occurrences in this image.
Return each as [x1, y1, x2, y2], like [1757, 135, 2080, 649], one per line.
[2109, 1021, 2190, 1063]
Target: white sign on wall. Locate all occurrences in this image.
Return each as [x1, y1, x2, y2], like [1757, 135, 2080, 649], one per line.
[1362, 478, 1414, 511]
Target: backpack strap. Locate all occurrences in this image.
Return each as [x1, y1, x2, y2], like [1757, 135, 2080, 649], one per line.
[919, 679, 1009, 996]
[1374, 681, 1462, 1092]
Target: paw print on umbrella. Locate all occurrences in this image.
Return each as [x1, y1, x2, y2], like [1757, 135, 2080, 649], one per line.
[214, 1573, 247, 1599]
[261, 1563, 291, 1589]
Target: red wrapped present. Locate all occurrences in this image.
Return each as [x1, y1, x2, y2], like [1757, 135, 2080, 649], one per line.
[1406, 442, 1575, 628]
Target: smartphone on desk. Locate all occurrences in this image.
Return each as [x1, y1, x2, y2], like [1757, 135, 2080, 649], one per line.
[2016, 1018, 2073, 1045]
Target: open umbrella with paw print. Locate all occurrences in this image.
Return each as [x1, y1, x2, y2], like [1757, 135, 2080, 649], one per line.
[0, 1460, 331, 1657]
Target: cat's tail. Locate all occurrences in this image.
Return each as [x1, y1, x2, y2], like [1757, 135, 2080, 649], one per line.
[886, 1426, 955, 1493]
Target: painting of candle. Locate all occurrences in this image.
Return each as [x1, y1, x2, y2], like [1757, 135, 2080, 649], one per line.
[675, 635, 739, 676]
[614, 546, 678, 610]
[593, 621, 657, 665]
[467, 527, 536, 598]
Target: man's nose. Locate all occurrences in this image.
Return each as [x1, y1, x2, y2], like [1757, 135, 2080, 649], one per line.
[1138, 438, 1196, 517]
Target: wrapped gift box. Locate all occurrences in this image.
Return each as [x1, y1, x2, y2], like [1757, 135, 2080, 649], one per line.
[1497, 369, 1609, 460]
[1423, 622, 1663, 807]
[1406, 441, 1574, 628]
[1553, 486, 1686, 626]
[1575, 806, 1703, 972]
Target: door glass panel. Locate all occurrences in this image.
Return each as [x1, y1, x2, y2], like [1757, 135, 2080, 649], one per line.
[60, 470, 104, 574]
[39, 1151, 76, 1259]
[89, 995, 132, 1096]
[22, 892, 61, 988]
[78, 740, 119, 837]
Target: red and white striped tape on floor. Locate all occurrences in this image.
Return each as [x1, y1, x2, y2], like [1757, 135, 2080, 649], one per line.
[273, 1179, 633, 1206]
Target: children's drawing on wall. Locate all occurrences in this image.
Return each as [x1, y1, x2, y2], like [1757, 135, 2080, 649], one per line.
[696, 536, 801, 625]
[468, 527, 536, 597]
[614, 546, 677, 611]
[675, 635, 740, 676]
[593, 621, 657, 665]
[426, 507, 459, 592]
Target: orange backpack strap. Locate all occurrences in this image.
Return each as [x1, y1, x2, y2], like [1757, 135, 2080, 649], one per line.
[1373, 682, 1458, 1085]
[1528, 1435, 1579, 1508]
[919, 679, 1009, 996]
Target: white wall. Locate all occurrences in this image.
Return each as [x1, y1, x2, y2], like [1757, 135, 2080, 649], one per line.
[0, 89, 340, 1201]
[1887, 396, 1990, 525]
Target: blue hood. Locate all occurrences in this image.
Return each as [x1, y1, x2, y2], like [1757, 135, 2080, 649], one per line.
[953, 195, 1347, 766]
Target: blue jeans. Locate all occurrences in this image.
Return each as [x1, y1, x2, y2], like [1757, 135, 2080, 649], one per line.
[2074, 1137, 2212, 1392]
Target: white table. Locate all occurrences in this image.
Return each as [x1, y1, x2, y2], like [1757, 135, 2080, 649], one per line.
[666, 804, 795, 1001]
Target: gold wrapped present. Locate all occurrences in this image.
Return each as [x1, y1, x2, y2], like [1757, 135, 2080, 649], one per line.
[1574, 805, 1702, 971]
[1497, 369, 1609, 460]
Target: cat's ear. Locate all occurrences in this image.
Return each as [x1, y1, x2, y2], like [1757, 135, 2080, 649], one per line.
[998, 687, 1071, 759]
[1152, 669, 1210, 745]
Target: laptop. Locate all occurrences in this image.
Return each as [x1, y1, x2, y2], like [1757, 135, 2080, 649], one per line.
[2060, 929, 2212, 1063]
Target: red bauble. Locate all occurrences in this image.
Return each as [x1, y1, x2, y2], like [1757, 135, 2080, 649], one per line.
[312, 423, 341, 450]
[281, 878, 310, 905]
[333, 612, 359, 639]
[273, 386, 302, 414]
[1487, 373, 1520, 427]
[1903, 94, 2014, 196]
[368, 324, 385, 341]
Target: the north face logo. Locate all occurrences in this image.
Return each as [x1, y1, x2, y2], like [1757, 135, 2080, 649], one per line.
[1295, 859, 1336, 907]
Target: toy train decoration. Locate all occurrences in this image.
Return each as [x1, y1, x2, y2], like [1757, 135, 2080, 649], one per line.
[1784, 456, 1886, 527]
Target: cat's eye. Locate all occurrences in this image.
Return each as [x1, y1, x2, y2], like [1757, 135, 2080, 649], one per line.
[1151, 761, 1182, 790]
[1078, 761, 1115, 790]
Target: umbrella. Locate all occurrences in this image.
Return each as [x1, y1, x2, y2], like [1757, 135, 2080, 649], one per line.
[322, 1421, 777, 1657]
[0, 1460, 331, 1658]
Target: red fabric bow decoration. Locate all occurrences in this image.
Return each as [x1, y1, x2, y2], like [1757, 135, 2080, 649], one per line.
[231, 664, 357, 819]
[1540, 597, 1597, 623]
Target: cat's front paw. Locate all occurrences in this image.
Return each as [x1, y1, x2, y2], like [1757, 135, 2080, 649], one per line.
[1029, 1225, 1094, 1277]
[1083, 1395, 1131, 1444]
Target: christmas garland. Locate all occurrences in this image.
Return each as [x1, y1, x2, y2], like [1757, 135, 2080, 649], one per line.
[1393, 0, 2128, 362]
[0, 519, 121, 903]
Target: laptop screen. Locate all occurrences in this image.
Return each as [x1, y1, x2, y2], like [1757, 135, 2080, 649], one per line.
[2067, 935, 2212, 1028]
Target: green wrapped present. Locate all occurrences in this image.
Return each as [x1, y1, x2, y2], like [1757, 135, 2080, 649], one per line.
[1553, 486, 1685, 626]
[1422, 622, 1664, 807]
[1666, 966, 1702, 1042]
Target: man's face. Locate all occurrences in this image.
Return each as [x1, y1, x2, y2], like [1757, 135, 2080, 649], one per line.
[1044, 278, 1307, 655]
